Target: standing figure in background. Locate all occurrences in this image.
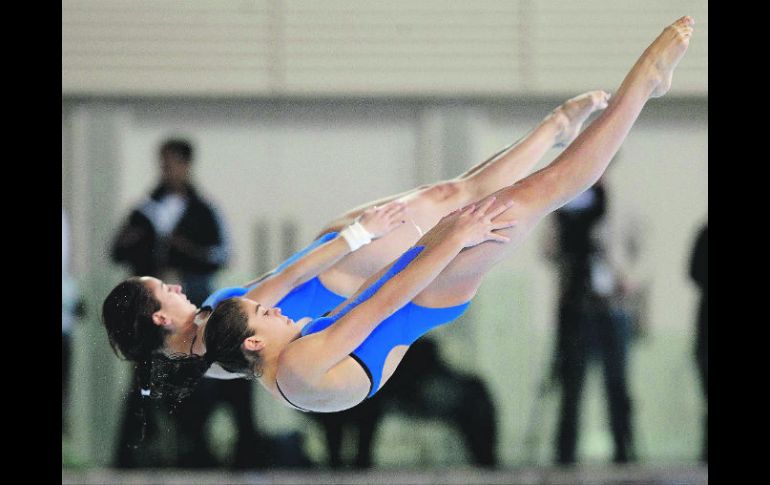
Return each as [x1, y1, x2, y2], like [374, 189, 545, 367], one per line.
[689, 223, 707, 463]
[545, 176, 637, 465]
[111, 138, 230, 304]
[110, 138, 261, 468]
[62, 207, 79, 436]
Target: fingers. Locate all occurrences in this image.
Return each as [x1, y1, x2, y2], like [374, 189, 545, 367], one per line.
[375, 201, 405, 217]
[470, 196, 514, 221]
[487, 199, 515, 220]
[385, 202, 407, 227]
[473, 196, 497, 215]
[486, 231, 511, 244]
[386, 201, 407, 218]
[492, 218, 517, 232]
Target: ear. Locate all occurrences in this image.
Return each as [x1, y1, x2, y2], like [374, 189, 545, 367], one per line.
[243, 336, 266, 353]
[151, 311, 170, 327]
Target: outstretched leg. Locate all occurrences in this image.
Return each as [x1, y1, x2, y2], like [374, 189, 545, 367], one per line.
[320, 92, 609, 295]
[413, 16, 695, 308]
[457, 90, 610, 200]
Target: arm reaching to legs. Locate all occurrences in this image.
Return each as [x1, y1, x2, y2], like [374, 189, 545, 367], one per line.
[242, 201, 408, 307]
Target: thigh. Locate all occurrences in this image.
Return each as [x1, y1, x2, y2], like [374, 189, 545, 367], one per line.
[414, 205, 545, 308]
[323, 181, 471, 295]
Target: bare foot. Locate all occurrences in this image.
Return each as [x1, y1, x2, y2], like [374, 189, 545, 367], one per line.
[637, 16, 694, 98]
[551, 90, 611, 147]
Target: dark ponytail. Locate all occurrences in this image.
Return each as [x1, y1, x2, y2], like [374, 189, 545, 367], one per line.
[149, 352, 212, 407]
[125, 352, 213, 449]
[125, 358, 154, 448]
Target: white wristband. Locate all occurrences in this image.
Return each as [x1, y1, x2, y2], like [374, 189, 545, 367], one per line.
[340, 220, 373, 251]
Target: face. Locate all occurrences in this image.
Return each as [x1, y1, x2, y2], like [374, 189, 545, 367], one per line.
[140, 277, 197, 331]
[238, 298, 297, 351]
[160, 151, 190, 187]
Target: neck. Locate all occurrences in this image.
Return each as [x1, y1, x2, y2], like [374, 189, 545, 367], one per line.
[258, 324, 303, 381]
[164, 181, 189, 196]
[163, 313, 200, 355]
[191, 310, 210, 355]
[259, 345, 283, 376]
[258, 321, 308, 386]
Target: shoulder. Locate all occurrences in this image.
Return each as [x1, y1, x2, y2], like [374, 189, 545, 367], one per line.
[274, 347, 324, 390]
[275, 350, 368, 412]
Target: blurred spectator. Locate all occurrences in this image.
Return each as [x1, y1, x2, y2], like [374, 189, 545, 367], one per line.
[543, 176, 645, 465]
[62, 207, 80, 435]
[110, 137, 262, 468]
[688, 223, 707, 463]
[311, 337, 498, 468]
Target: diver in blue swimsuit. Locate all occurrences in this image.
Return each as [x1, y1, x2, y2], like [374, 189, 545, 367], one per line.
[204, 243, 470, 407]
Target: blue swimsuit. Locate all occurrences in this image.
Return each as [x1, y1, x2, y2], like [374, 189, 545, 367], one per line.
[299, 246, 470, 400]
[201, 232, 348, 321]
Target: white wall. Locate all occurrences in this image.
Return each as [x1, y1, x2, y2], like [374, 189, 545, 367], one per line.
[63, 0, 709, 97]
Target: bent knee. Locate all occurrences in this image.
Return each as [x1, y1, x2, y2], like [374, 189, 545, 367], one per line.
[424, 180, 468, 203]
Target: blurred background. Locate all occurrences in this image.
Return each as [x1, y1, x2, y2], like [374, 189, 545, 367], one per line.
[62, 0, 707, 483]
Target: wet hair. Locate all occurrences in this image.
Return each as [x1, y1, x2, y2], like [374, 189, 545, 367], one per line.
[101, 277, 211, 406]
[119, 352, 211, 448]
[102, 277, 165, 362]
[160, 138, 193, 164]
[204, 298, 264, 380]
[149, 352, 211, 406]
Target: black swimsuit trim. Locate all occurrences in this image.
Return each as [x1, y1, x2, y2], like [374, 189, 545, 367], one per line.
[349, 353, 374, 398]
[275, 352, 374, 412]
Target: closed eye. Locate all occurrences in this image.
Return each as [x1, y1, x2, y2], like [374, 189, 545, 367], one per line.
[255, 303, 269, 316]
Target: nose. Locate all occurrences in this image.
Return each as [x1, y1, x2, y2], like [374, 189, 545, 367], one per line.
[172, 285, 182, 294]
[274, 307, 282, 316]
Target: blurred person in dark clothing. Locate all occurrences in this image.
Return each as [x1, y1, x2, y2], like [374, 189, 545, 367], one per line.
[111, 138, 264, 468]
[689, 223, 707, 463]
[111, 138, 229, 301]
[62, 208, 77, 435]
[545, 177, 637, 465]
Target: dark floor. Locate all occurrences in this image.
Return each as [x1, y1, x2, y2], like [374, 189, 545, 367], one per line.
[62, 464, 707, 485]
